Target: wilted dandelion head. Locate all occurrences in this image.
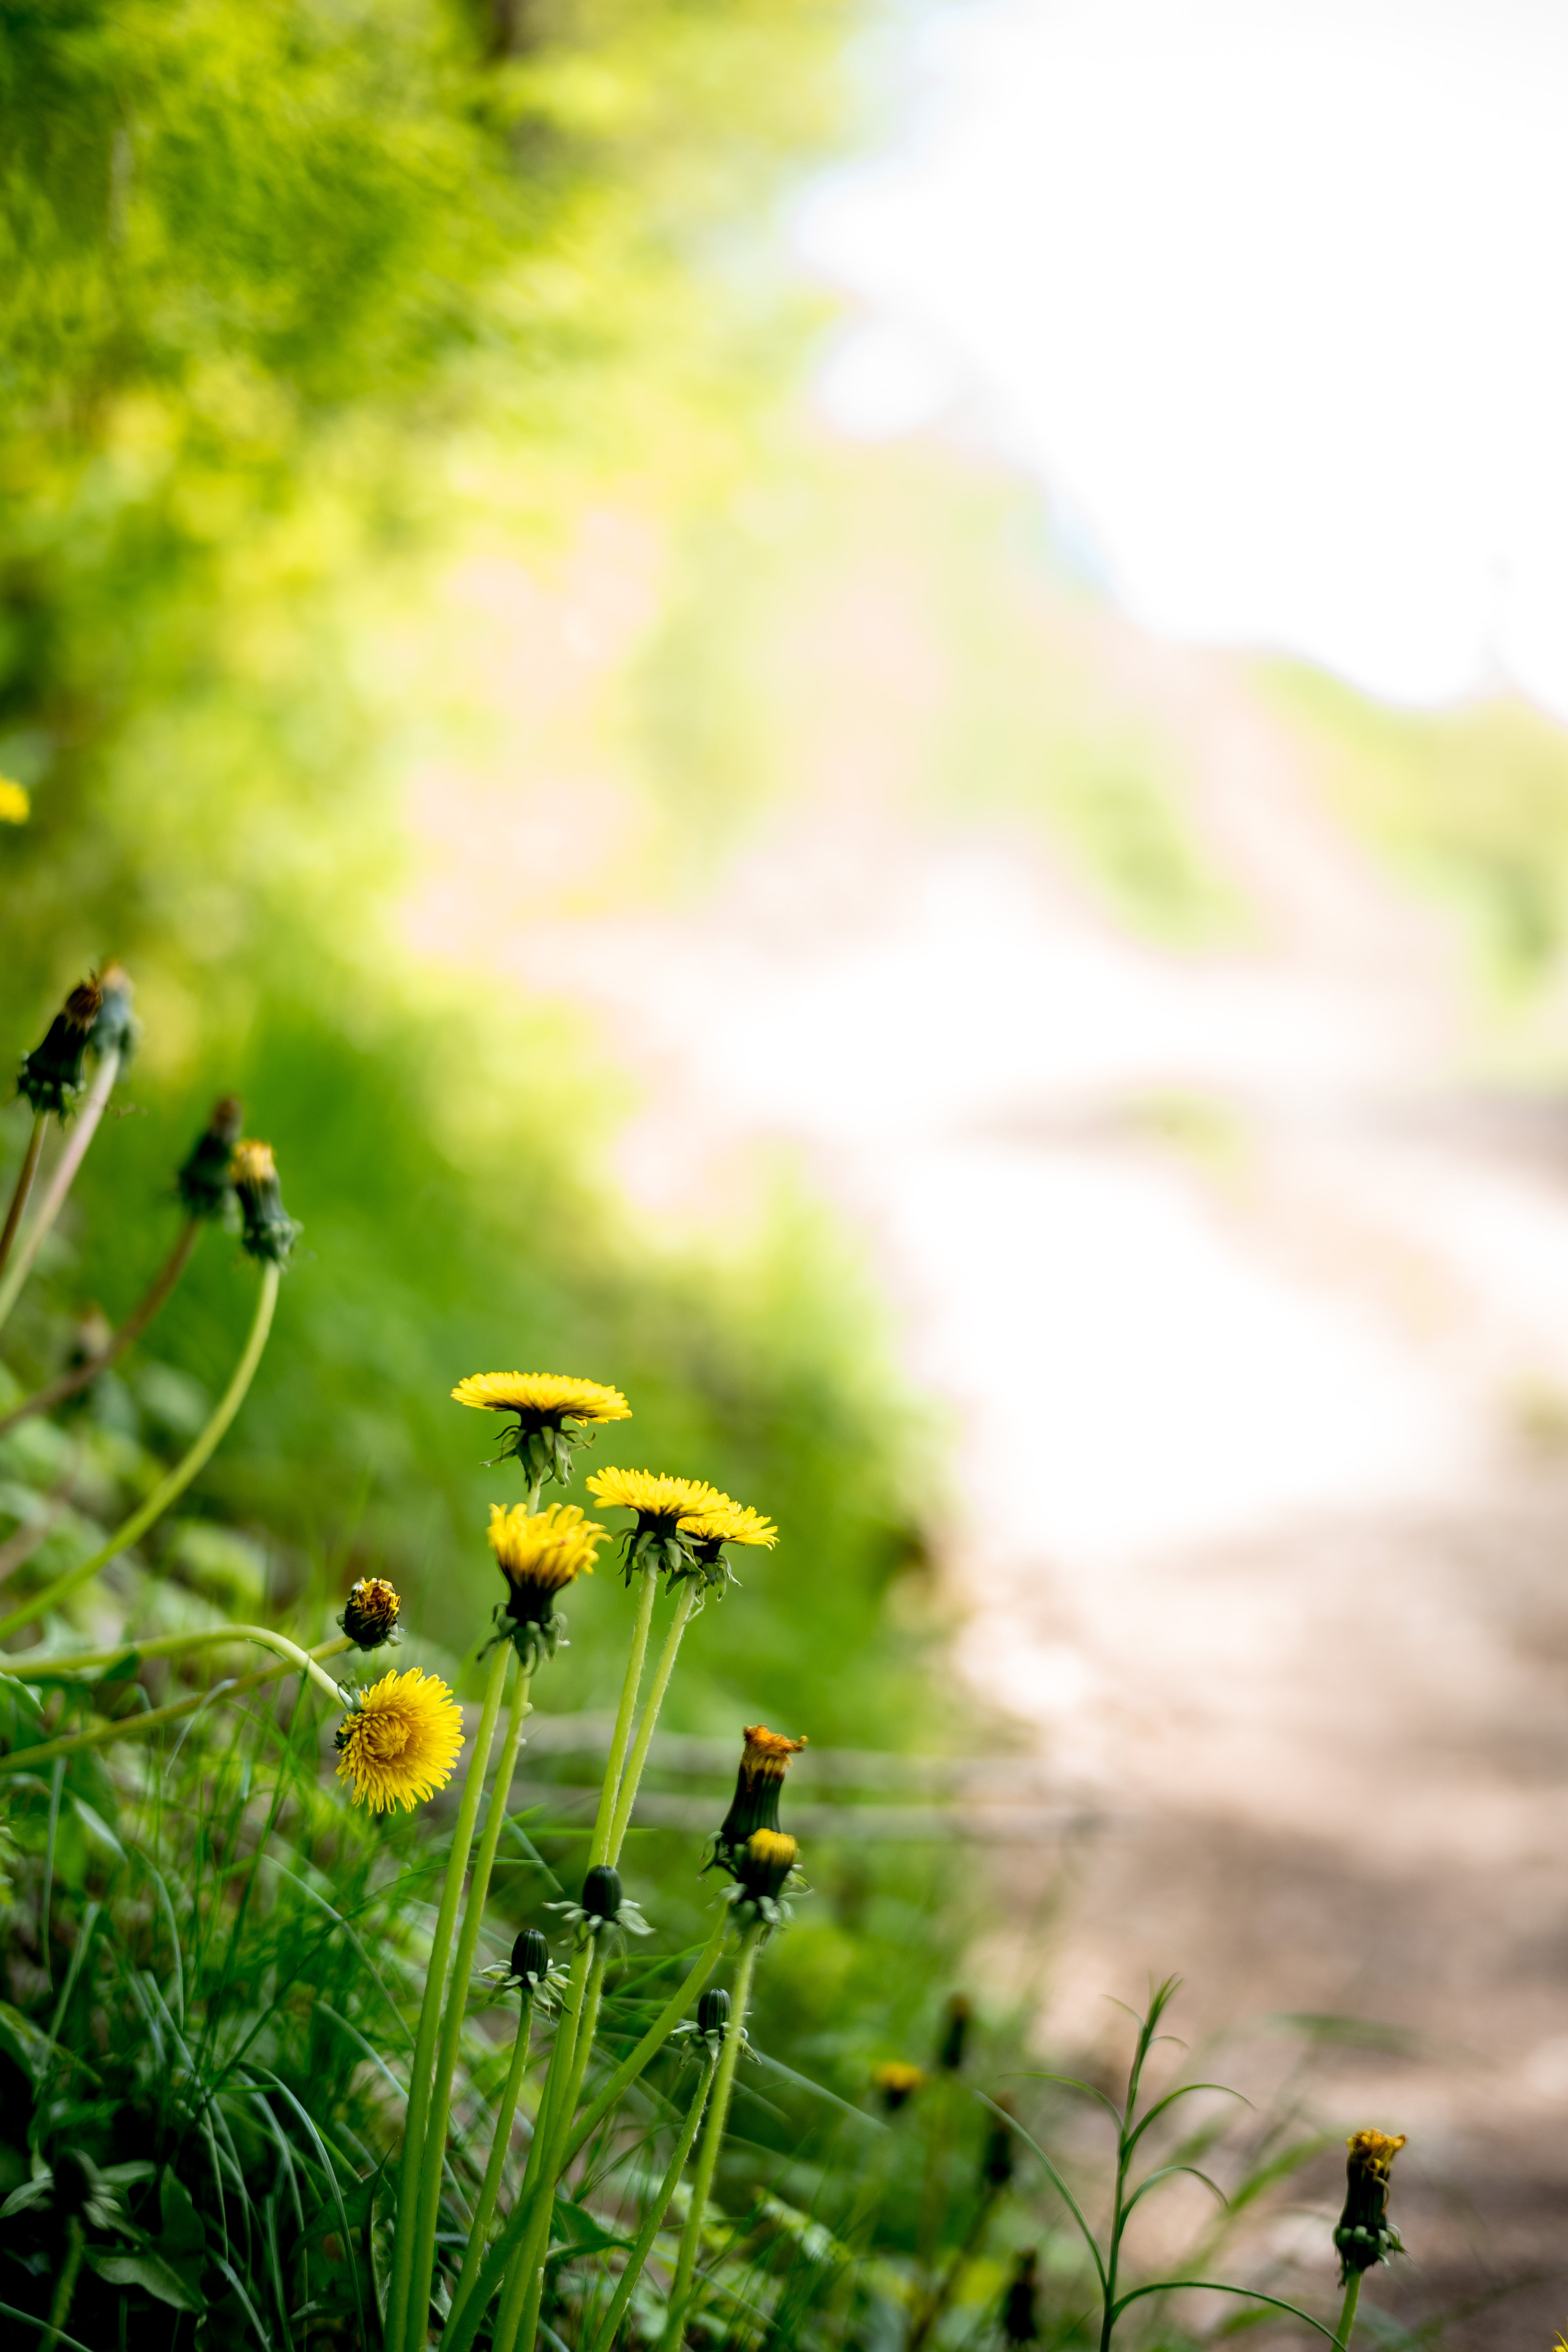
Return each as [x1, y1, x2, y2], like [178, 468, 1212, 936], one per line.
[333, 1669, 464, 1813]
[339, 1576, 402, 1651]
[1335, 2128, 1407, 2282]
[451, 1372, 631, 1427]
[231, 1138, 300, 1267]
[739, 1725, 807, 1781]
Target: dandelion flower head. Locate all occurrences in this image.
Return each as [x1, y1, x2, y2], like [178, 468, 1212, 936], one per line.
[1346, 2130, 1406, 2180]
[489, 1501, 607, 1596]
[739, 1725, 808, 1783]
[451, 1372, 631, 1427]
[874, 2060, 926, 2108]
[334, 1668, 464, 1814]
[0, 778, 30, 825]
[679, 1501, 777, 1549]
[586, 1467, 726, 1528]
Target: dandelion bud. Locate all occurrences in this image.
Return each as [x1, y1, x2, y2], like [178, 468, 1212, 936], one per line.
[697, 1988, 731, 2039]
[338, 1577, 401, 1651]
[1334, 2128, 1407, 2282]
[177, 1096, 244, 1221]
[937, 1992, 973, 2073]
[232, 1139, 300, 1267]
[18, 977, 102, 1115]
[981, 2098, 1016, 2189]
[1001, 2250, 1039, 2345]
[873, 2060, 925, 2113]
[89, 962, 137, 1062]
[510, 1928, 551, 1984]
[581, 1864, 623, 1923]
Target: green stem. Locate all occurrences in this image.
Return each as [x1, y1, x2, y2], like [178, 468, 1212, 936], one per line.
[447, 1993, 538, 2332]
[494, 1939, 613, 2352]
[40, 2215, 85, 2352]
[606, 1581, 696, 1865]
[0, 1050, 120, 1338]
[585, 2054, 718, 2352]
[388, 1638, 512, 2352]
[1335, 2274, 1362, 2351]
[3, 1621, 346, 1701]
[0, 1219, 201, 1435]
[404, 1652, 532, 2349]
[562, 1912, 729, 2170]
[0, 1112, 46, 1280]
[0, 1635, 352, 1777]
[660, 1925, 761, 2349]
[440, 1921, 727, 2352]
[590, 1569, 658, 1869]
[0, 1260, 280, 1644]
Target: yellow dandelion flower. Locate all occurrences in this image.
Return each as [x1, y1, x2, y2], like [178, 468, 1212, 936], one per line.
[334, 1668, 465, 1814]
[489, 1501, 606, 1604]
[679, 1501, 777, 1549]
[451, 1372, 631, 1426]
[586, 1467, 726, 1527]
[0, 778, 30, 825]
[874, 2060, 926, 2110]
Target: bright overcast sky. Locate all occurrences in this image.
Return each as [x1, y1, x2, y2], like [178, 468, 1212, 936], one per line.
[793, 0, 1568, 716]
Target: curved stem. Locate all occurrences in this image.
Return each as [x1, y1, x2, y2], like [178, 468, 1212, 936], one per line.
[447, 1994, 537, 2331]
[660, 1926, 761, 2348]
[606, 1581, 696, 1866]
[405, 1654, 533, 2348]
[2, 1622, 346, 1700]
[0, 1113, 46, 1280]
[0, 1220, 201, 1435]
[589, 1570, 658, 1869]
[586, 2054, 718, 2352]
[388, 1637, 511, 2352]
[0, 1261, 279, 1643]
[0, 1052, 120, 1338]
[0, 1636, 353, 1776]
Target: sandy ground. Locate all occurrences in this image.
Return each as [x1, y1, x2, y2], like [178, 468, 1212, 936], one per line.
[408, 571, 1568, 2340]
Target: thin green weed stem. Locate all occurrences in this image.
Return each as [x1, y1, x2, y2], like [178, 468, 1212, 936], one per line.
[388, 1636, 511, 2352]
[404, 1653, 533, 2349]
[40, 2215, 85, 2352]
[0, 1218, 201, 1434]
[0, 1260, 280, 1642]
[584, 2052, 718, 2352]
[660, 1923, 761, 2350]
[0, 1048, 120, 1338]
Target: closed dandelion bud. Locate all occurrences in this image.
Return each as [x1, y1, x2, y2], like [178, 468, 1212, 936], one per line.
[510, 1928, 551, 1984]
[938, 1992, 973, 2073]
[712, 1725, 807, 1869]
[697, 1988, 731, 2039]
[89, 962, 137, 1062]
[982, 2098, 1016, 2189]
[18, 977, 102, 1115]
[1334, 2128, 1407, 2282]
[582, 1864, 622, 1923]
[177, 1096, 243, 1220]
[338, 1577, 401, 1651]
[1002, 2250, 1040, 2345]
[874, 2060, 925, 2113]
[232, 1139, 300, 1267]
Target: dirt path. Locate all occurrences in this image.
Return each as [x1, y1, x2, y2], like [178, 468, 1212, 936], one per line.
[410, 572, 1568, 2337]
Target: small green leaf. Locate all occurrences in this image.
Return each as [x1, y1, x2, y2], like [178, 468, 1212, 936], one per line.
[85, 2247, 207, 2313]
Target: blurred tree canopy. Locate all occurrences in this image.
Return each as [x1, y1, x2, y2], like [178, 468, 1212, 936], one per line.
[0, 0, 945, 1747]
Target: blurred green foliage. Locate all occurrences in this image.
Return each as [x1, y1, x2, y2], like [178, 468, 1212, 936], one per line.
[0, 0, 950, 1755]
